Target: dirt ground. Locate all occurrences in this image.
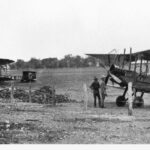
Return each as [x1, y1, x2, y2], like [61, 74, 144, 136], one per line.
[1, 68, 150, 144]
[1, 91, 150, 144]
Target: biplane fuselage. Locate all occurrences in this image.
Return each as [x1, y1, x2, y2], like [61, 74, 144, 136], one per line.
[0, 59, 14, 82]
[109, 64, 150, 93]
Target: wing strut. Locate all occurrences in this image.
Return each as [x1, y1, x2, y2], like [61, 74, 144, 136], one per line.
[108, 55, 111, 66]
[129, 47, 132, 70]
[134, 56, 137, 81]
[134, 57, 137, 72]
[140, 57, 143, 74]
[122, 48, 126, 69]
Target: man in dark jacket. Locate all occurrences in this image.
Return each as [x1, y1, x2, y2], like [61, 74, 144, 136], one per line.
[90, 77, 101, 107]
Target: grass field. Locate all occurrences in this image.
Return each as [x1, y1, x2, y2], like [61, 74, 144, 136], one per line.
[10, 67, 107, 101]
[1, 67, 150, 144]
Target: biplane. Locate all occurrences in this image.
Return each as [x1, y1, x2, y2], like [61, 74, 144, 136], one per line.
[0, 58, 14, 82]
[87, 48, 150, 107]
[0, 59, 36, 83]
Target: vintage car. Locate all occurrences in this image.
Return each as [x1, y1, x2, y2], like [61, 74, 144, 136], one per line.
[21, 71, 36, 82]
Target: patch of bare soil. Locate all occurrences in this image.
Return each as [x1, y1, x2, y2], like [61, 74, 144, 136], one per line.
[0, 100, 150, 144]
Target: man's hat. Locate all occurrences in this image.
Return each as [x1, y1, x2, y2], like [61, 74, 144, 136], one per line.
[101, 75, 106, 81]
[94, 77, 98, 80]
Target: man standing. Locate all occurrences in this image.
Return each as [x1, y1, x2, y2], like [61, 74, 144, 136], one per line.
[90, 77, 101, 107]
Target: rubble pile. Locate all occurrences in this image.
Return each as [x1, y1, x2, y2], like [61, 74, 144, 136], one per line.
[31, 86, 73, 103]
[0, 89, 29, 102]
[0, 86, 74, 104]
[55, 94, 71, 103]
[31, 86, 55, 104]
[0, 89, 10, 99]
[14, 89, 29, 102]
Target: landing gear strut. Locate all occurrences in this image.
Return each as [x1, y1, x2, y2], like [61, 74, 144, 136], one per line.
[116, 95, 126, 107]
[133, 92, 144, 108]
[133, 97, 144, 107]
[116, 87, 128, 107]
[115, 87, 144, 108]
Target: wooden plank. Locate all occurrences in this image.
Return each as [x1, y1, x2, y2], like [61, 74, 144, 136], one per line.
[29, 81, 32, 103]
[11, 81, 14, 103]
[52, 86, 56, 106]
[11, 80, 16, 109]
[128, 82, 133, 116]
[83, 83, 88, 111]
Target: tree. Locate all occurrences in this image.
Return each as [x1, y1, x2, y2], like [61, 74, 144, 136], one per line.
[41, 58, 58, 68]
[83, 56, 96, 67]
[15, 59, 26, 69]
[27, 58, 42, 69]
[9, 54, 98, 69]
[59, 54, 73, 68]
[74, 55, 84, 67]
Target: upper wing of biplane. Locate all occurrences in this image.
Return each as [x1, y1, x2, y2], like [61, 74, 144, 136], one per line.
[0, 59, 14, 65]
[86, 53, 135, 66]
[134, 49, 150, 60]
[86, 49, 150, 66]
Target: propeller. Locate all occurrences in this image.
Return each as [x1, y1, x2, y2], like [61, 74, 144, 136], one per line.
[99, 49, 118, 85]
[99, 61, 110, 85]
[105, 72, 110, 85]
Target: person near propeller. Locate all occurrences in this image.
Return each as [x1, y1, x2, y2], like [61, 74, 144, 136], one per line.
[90, 76, 106, 108]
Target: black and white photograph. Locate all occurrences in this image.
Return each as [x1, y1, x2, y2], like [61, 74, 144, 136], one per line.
[1, 0, 150, 146]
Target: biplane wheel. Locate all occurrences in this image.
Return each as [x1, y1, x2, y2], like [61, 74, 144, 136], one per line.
[116, 96, 126, 107]
[133, 97, 144, 108]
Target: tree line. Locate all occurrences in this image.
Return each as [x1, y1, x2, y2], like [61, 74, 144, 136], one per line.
[10, 55, 97, 69]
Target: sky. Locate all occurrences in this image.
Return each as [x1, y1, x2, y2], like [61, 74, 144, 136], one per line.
[1, 0, 150, 61]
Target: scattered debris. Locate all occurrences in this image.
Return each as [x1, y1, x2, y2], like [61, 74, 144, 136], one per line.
[0, 120, 67, 144]
[0, 121, 36, 144]
[0, 121, 35, 131]
[0, 86, 75, 104]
